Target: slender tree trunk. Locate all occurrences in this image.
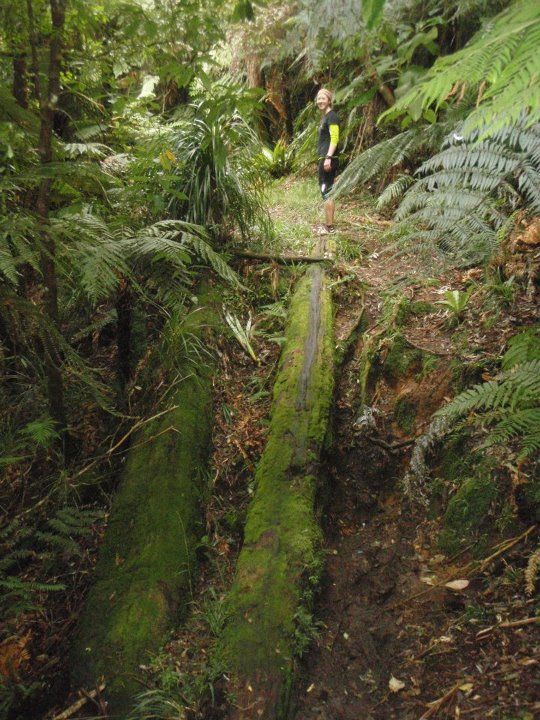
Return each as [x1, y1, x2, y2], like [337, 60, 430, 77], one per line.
[12, 54, 29, 108]
[32, 0, 70, 445]
[26, 0, 41, 101]
[115, 280, 132, 392]
[363, 51, 395, 108]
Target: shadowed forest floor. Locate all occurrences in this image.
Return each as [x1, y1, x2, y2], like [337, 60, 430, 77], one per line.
[26, 176, 538, 720]
[152, 176, 538, 720]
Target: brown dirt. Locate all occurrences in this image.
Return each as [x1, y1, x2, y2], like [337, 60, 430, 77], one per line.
[290, 208, 539, 720]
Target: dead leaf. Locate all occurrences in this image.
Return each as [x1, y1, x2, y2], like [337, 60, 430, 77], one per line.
[445, 579, 469, 591]
[389, 676, 406, 693]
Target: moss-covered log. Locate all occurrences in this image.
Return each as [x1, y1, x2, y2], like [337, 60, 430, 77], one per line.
[221, 265, 334, 720]
[71, 302, 218, 717]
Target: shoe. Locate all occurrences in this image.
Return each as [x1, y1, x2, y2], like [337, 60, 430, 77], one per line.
[319, 224, 335, 235]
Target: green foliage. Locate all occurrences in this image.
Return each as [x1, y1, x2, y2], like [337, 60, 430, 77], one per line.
[436, 289, 473, 322]
[258, 139, 295, 177]
[224, 310, 260, 364]
[391, 120, 540, 263]
[436, 330, 540, 459]
[0, 507, 102, 620]
[166, 84, 272, 241]
[382, 0, 540, 137]
[334, 121, 451, 198]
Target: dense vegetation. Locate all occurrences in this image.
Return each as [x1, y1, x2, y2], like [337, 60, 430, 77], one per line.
[0, 0, 538, 718]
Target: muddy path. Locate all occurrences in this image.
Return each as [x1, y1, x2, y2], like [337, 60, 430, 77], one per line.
[293, 339, 426, 720]
[285, 184, 539, 720]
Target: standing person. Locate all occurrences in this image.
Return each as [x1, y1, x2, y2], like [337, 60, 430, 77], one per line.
[316, 88, 339, 234]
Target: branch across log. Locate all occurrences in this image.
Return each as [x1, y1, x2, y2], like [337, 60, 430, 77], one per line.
[230, 248, 332, 265]
[70, 294, 219, 717]
[220, 264, 334, 719]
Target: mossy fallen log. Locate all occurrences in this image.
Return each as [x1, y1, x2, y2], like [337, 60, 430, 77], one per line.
[71, 301, 218, 717]
[220, 264, 334, 720]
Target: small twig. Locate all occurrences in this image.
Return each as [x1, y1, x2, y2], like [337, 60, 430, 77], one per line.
[51, 683, 106, 720]
[419, 681, 463, 719]
[365, 434, 416, 454]
[71, 405, 180, 481]
[476, 615, 540, 639]
[389, 526, 537, 609]
[123, 425, 178, 454]
[402, 336, 452, 357]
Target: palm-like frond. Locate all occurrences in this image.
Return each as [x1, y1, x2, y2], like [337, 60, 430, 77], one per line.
[333, 121, 451, 198]
[383, 0, 540, 137]
[436, 332, 540, 459]
[392, 120, 540, 263]
[167, 100, 272, 240]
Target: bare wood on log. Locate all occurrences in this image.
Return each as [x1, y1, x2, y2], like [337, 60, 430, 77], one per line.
[230, 249, 331, 264]
[51, 683, 106, 720]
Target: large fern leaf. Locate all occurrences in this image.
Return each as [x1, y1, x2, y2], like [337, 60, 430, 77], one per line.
[436, 333, 540, 459]
[392, 120, 539, 262]
[382, 0, 540, 137]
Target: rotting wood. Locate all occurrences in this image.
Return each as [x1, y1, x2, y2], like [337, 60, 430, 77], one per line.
[51, 683, 106, 720]
[230, 248, 332, 264]
[71, 293, 219, 718]
[335, 300, 366, 367]
[220, 264, 334, 720]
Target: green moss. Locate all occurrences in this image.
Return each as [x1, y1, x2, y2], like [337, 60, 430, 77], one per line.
[383, 334, 422, 382]
[394, 395, 417, 434]
[220, 266, 334, 715]
[409, 300, 437, 315]
[439, 474, 497, 555]
[71, 297, 219, 717]
[438, 433, 477, 482]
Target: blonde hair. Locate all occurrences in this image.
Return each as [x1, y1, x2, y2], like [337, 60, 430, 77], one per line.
[316, 88, 333, 106]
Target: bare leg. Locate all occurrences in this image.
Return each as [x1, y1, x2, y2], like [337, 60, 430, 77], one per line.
[325, 198, 335, 227]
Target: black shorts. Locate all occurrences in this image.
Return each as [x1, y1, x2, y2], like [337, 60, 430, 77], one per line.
[318, 157, 339, 200]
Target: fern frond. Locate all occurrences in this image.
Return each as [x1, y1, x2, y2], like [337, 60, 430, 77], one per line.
[502, 328, 540, 370]
[334, 121, 450, 198]
[393, 119, 540, 261]
[382, 0, 540, 137]
[377, 175, 415, 209]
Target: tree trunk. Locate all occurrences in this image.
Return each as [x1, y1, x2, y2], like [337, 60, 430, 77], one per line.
[12, 53, 29, 108]
[32, 0, 69, 441]
[71, 295, 219, 717]
[363, 52, 395, 108]
[221, 265, 334, 719]
[26, 0, 41, 101]
[115, 280, 132, 392]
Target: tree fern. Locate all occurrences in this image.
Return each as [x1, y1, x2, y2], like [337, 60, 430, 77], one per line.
[391, 120, 540, 263]
[333, 120, 452, 198]
[436, 331, 540, 459]
[383, 0, 540, 137]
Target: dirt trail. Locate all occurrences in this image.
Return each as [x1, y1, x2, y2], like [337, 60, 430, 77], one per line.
[270, 179, 539, 720]
[294, 341, 424, 720]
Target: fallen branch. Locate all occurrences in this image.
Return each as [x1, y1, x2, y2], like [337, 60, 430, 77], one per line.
[230, 249, 331, 265]
[335, 302, 365, 366]
[51, 683, 106, 720]
[419, 681, 463, 719]
[365, 434, 416, 455]
[476, 615, 540, 639]
[389, 525, 537, 609]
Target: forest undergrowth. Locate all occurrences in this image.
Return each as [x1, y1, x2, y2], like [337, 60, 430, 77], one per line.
[92, 177, 537, 720]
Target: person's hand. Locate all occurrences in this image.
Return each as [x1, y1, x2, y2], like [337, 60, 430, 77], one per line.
[324, 157, 332, 171]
